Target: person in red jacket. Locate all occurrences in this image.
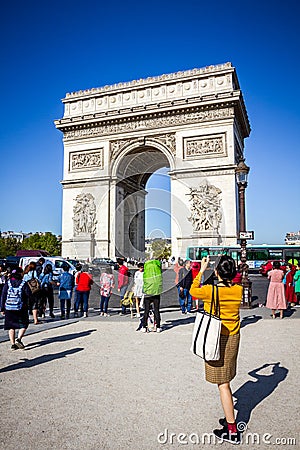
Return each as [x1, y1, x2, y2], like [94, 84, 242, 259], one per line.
[74, 264, 93, 317]
[117, 258, 129, 315]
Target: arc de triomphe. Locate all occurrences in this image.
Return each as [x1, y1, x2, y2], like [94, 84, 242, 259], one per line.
[55, 62, 250, 260]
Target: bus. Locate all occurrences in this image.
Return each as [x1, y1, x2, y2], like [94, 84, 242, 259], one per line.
[186, 245, 300, 270]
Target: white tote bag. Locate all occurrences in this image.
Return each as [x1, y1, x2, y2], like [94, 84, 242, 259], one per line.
[190, 285, 221, 361]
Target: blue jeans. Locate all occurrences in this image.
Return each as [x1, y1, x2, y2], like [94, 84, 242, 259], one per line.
[100, 295, 110, 313]
[178, 287, 192, 313]
[75, 291, 90, 313]
[120, 284, 128, 314]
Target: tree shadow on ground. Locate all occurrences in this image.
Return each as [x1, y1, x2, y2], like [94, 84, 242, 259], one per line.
[233, 362, 288, 425]
[24, 329, 97, 349]
[0, 348, 84, 373]
[240, 315, 262, 328]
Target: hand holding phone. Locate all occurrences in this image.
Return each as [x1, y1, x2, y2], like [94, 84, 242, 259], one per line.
[201, 256, 210, 273]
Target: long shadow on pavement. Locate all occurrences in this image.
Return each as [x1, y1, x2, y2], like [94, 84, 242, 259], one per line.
[0, 348, 84, 373]
[233, 362, 288, 425]
[240, 315, 262, 328]
[24, 329, 97, 350]
[163, 315, 195, 331]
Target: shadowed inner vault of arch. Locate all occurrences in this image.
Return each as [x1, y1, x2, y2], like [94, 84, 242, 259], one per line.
[115, 146, 170, 258]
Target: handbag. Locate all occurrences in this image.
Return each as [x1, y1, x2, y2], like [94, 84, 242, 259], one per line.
[190, 284, 221, 361]
[27, 272, 41, 295]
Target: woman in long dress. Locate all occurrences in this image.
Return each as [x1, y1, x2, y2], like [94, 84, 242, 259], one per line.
[266, 261, 286, 319]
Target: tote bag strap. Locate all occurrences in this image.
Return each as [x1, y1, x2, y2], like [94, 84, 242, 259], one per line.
[202, 283, 215, 358]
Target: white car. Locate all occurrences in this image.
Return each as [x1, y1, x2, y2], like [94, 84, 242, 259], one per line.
[19, 256, 76, 280]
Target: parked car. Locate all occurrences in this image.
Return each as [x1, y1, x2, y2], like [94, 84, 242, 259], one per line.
[91, 258, 116, 266]
[4, 256, 21, 270]
[259, 260, 287, 276]
[19, 256, 76, 281]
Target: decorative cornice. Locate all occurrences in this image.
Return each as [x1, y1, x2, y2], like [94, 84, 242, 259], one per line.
[61, 105, 235, 141]
[64, 63, 233, 99]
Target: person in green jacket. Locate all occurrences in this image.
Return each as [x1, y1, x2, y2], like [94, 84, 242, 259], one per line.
[141, 259, 163, 333]
[294, 263, 300, 305]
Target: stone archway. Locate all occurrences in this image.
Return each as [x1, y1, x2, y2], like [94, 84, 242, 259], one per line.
[55, 63, 250, 260]
[112, 143, 172, 259]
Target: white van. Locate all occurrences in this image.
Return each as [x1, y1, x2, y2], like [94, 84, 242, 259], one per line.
[20, 257, 76, 281]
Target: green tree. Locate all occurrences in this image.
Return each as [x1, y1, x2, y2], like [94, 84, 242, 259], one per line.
[151, 239, 171, 260]
[21, 232, 61, 255]
[0, 237, 22, 257]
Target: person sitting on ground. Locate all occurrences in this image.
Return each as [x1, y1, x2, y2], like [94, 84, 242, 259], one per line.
[0, 267, 32, 350]
[57, 264, 75, 319]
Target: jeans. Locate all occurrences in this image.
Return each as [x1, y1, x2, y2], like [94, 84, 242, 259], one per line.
[41, 286, 54, 314]
[74, 290, 83, 313]
[75, 291, 90, 313]
[60, 299, 71, 317]
[120, 284, 128, 314]
[142, 295, 161, 328]
[178, 287, 192, 313]
[100, 295, 110, 313]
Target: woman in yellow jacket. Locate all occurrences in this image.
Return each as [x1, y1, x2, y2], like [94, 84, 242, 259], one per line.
[190, 255, 242, 445]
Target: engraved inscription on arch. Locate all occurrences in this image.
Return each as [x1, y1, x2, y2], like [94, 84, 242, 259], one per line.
[184, 134, 226, 159]
[69, 149, 104, 171]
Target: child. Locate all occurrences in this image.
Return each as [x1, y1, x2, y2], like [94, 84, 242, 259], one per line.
[133, 263, 144, 317]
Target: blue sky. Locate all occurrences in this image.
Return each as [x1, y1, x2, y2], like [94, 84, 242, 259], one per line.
[1, 0, 299, 244]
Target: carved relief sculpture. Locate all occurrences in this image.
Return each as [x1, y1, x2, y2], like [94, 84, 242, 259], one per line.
[187, 183, 222, 232]
[73, 193, 97, 235]
[70, 149, 103, 171]
[184, 135, 225, 159]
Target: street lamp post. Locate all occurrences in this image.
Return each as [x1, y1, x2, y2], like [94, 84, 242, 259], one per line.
[235, 158, 252, 308]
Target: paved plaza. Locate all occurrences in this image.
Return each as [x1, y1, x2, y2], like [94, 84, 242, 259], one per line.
[0, 274, 299, 450]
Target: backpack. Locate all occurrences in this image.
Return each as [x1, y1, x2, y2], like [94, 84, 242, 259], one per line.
[27, 273, 41, 295]
[121, 291, 134, 307]
[5, 280, 26, 311]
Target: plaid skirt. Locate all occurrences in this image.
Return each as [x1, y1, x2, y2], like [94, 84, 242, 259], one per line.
[205, 333, 240, 384]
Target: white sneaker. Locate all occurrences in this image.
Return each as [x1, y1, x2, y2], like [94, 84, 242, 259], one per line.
[156, 328, 162, 333]
[83, 312, 88, 318]
[141, 327, 147, 333]
[136, 313, 141, 318]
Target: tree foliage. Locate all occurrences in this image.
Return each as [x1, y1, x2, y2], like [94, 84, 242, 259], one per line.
[151, 239, 171, 260]
[0, 232, 61, 258]
[21, 232, 61, 255]
[0, 238, 22, 258]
